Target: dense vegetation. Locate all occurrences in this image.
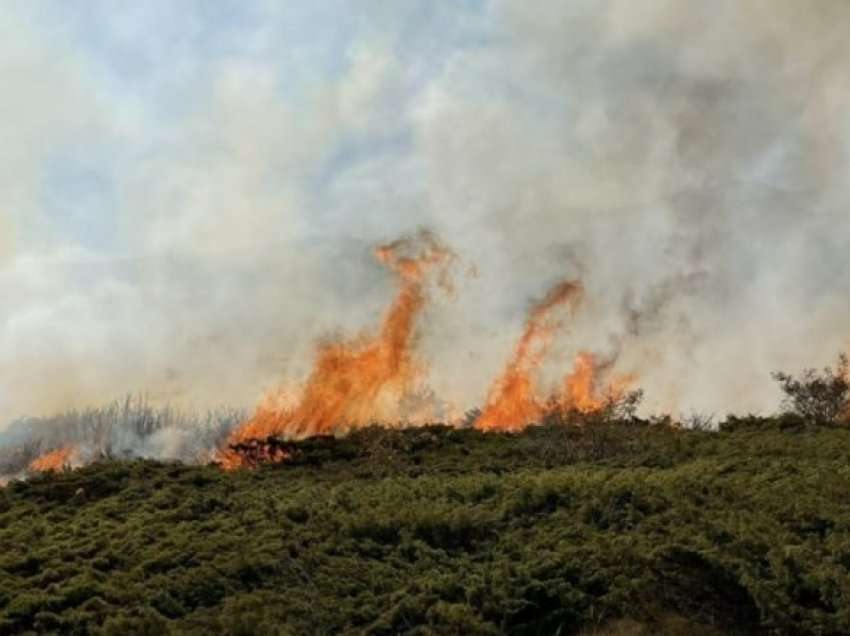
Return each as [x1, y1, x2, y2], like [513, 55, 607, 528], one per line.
[1, 416, 850, 635]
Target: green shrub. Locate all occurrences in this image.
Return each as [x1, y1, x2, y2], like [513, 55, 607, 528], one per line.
[772, 354, 850, 424]
[1, 422, 850, 634]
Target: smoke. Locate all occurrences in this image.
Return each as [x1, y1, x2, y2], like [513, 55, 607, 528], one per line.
[0, 397, 244, 478]
[1, 0, 849, 436]
[413, 0, 850, 414]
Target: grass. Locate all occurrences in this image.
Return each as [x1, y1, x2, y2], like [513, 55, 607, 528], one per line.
[1, 418, 849, 634]
[0, 397, 243, 478]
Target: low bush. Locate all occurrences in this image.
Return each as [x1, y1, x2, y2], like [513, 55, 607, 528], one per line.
[1, 420, 849, 634]
[772, 354, 850, 424]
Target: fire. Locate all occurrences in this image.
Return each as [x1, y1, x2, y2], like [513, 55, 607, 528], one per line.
[562, 351, 600, 412]
[29, 445, 77, 473]
[559, 351, 636, 414]
[218, 230, 455, 469]
[475, 281, 584, 431]
[476, 282, 637, 432]
[215, 233, 638, 467]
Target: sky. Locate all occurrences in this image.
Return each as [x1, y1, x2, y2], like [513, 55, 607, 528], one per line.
[1, 0, 849, 424]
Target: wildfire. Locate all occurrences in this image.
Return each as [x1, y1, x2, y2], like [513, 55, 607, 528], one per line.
[29, 445, 77, 473]
[218, 230, 456, 469]
[475, 282, 637, 432]
[475, 280, 584, 431]
[559, 351, 637, 414]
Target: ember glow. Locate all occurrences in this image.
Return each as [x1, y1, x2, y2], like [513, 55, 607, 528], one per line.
[29, 445, 77, 473]
[218, 231, 456, 469]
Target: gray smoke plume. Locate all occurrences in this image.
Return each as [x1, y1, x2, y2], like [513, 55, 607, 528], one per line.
[1, 1, 849, 443]
[0, 396, 244, 479]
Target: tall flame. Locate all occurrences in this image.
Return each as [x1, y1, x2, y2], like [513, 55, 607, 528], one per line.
[475, 281, 584, 431]
[476, 281, 637, 432]
[219, 230, 455, 469]
[29, 445, 77, 473]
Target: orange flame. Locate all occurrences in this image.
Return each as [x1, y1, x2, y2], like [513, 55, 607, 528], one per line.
[559, 351, 636, 414]
[29, 445, 77, 473]
[475, 280, 584, 431]
[218, 230, 455, 469]
[476, 281, 637, 432]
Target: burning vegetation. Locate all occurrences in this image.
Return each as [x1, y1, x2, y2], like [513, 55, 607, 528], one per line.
[28, 445, 78, 473]
[217, 230, 458, 469]
[215, 232, 640, 470]
[475, 280, 584, 432]
[475, 281, 637, 432]
[17, 231, 847, 475]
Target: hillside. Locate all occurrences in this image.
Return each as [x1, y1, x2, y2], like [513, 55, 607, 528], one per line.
[1, 419, 850, 635]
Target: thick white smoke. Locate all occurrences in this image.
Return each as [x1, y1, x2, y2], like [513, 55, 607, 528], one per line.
[1, 1, 849, 433]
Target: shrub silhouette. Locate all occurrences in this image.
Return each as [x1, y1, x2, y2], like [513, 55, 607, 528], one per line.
[772, 353, 850, 424]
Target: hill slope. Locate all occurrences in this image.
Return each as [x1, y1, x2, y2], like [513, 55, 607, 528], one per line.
[1, 420, 850, 635]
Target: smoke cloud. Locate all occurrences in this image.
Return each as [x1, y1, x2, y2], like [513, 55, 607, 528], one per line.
[1, 0, 849, 434]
